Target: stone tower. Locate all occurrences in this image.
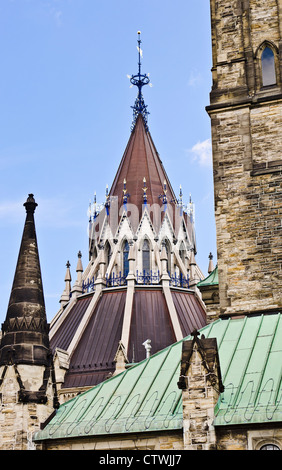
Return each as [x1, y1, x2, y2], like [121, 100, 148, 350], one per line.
[0, 195, 59, 450]
[206, 0, 282, 316]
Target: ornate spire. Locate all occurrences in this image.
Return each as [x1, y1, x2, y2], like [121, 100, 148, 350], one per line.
[129, 31, 150, 132]
[0, 194, 50, 367]
[208, 252, 214, 274]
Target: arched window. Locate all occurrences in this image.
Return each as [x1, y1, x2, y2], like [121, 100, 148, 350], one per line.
[123, 240, 129, 277]
[105, 241, 112, 268]
[142, 239, 150, 273]
[260, 444, 280, 450]
[92, 246, 97, 261]
[179, 242, 185, 264]
[261, 46, 276, 86]
[163, 239, 171, 274]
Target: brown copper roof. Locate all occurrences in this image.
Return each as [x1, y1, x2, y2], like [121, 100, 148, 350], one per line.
[62, 291, 126, 388]
[172, 291, 206, 333]
[127, 289, 176, 362]
[50, 287, 206, 389]
[109, 115, 177, 231]
[50, 296, 93, 353]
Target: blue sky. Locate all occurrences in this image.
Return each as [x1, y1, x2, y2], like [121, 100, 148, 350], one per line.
[0, 0, 216, 323]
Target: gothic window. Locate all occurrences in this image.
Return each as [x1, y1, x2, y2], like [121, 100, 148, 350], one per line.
[92, 246, 97, 261]
[142, 239, 150, 273]
[260, 444, 280, 450]
[163, 239, 171, 274]
[261, 46, 276, 86]
[105, 241, 112, 268]
[123, 240, 129, 277]
[179, 242, 185, 264]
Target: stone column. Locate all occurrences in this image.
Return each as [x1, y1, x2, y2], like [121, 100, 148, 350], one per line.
[178, 331, 224, 450]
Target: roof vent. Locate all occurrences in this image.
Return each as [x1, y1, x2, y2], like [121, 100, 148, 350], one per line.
[142, 339, 152, 358]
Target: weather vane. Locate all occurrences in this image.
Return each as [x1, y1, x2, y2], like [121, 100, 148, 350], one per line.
[129, 31, 151, 132]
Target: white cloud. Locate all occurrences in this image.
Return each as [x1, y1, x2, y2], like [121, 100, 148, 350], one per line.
[187, 69, 202, 87]
[190, 139, 212, 167]
[52, 9, 62, 27]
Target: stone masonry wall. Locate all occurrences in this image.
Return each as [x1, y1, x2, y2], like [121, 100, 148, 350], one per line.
[210, 106, 282, 315]
[37, 431, 184, 451]
[208, 0, 282, 315]
[0, 365, 55, 450]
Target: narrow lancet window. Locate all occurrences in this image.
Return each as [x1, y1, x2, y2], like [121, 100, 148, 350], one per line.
[105, 241, 112, 268]
[163, 239, 171, 274]
[142, 239, 150, 273]
[179, 242, 185, 264]
[261, 47, 276, 86]
[123, 240, 129, 277]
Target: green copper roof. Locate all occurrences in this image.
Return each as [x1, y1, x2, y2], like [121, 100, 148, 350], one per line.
[34, 313, 282, 442]
[197, 265, 218, 287]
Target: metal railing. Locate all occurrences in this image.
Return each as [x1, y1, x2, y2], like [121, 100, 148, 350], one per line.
[82, 270, 190, 293]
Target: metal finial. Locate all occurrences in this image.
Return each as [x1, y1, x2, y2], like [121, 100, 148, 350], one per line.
[105, 184, 110, 215]
[142, 176, 148, 204]
[123, 178, 130, 206]
[23, 194, 38, 214]
[129, 31, 150, 132]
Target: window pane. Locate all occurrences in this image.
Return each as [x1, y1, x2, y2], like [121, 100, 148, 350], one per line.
[163, 240, 171, 273]
[142, 239, 150, 273]
[180, 242, 185, 263]
[105, 242, 112, 267]
[123, 241, 129, 276]
[260, 444, 280, 450]
[261, 47, 276, 86]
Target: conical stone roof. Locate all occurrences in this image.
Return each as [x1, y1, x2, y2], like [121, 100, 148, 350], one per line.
[0, 194, 50, 366]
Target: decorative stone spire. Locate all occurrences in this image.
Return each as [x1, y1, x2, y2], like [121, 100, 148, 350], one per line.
[76, 251, 83, 278]
[60, 261, 72, 307]
[0, 195, 58, 450]
[208, 252, 214, 274]
[71, 251, 84, 296]
[0, 194, 50, 367]
[64, 261, 72, 291]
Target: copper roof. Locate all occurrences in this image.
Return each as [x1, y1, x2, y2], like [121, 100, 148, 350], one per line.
[58, 291, 126, 388]
[172, 291, 207, 334]
[128, 289, 176, 361]
[50, 288, 206, 388]
[109, 115, 177, 231]
[35, 313, 282, 443]
[50, 296, 93, 353]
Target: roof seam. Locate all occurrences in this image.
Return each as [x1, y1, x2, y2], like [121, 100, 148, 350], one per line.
[229, 315, 263, 408]
[273, 314, 282, 405]
[253, 313, 281, 408]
